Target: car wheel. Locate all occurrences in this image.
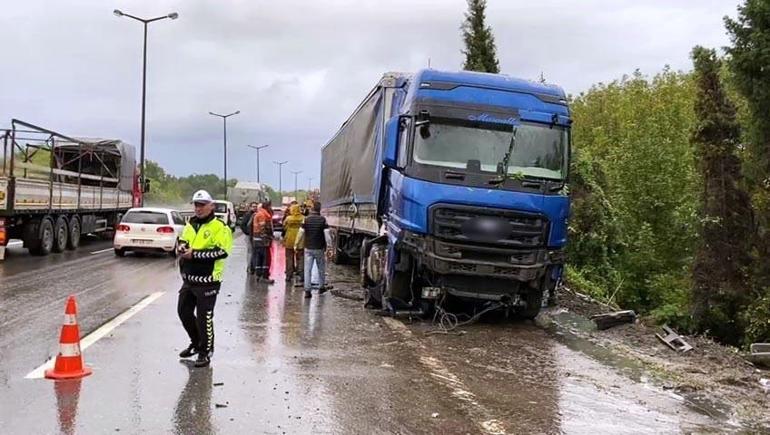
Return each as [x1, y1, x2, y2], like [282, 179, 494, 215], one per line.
[114, 248, 126, 257]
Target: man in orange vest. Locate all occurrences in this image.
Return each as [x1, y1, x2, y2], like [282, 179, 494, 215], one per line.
[250, 203, 274, 284]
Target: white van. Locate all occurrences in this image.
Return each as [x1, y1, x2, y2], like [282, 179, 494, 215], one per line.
[213, 200, 236, 231]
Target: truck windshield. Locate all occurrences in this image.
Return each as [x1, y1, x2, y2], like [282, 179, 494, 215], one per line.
[213, 203, 228, 213]
[412, 121, 568, 180]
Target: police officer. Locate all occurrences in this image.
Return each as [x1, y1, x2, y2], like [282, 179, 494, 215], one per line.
[177, 190, 233, 367]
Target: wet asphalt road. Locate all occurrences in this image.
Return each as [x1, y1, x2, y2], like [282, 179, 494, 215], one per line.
[0, 234, 733, 434]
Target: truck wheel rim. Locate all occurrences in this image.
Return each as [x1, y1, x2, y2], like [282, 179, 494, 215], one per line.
[71, 222, 80, 246]
[43, 227, 53, 250]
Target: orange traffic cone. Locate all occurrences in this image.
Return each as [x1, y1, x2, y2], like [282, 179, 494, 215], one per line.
[45, 296, 92, 380]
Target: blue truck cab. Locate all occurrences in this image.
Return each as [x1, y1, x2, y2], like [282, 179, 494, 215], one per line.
[320, 69, 571, 318]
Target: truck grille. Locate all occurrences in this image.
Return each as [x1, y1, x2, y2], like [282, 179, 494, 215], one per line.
[431, 204, 548, 248]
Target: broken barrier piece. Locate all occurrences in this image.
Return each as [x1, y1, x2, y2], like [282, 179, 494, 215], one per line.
[590, 310, 636, 330]
[656, 325, 693, 353]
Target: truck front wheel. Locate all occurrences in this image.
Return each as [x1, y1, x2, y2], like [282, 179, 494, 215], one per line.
[519, 287, 543, 320]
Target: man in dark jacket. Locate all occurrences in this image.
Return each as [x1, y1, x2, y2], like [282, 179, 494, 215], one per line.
[294, 201, 330, 298]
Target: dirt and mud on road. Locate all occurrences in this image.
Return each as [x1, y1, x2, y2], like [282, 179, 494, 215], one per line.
[328, 262, 770, 434]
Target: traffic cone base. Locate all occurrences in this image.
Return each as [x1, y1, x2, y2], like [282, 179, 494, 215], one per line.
[45, 296, 92, 380]
[45, 365, 92, 380]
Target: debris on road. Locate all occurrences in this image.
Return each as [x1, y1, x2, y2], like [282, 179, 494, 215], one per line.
[749, 343, 770, 368]
[590, 310, 636, 330]
[431, 412, 439, 418]
[213, 382, 224, 387]
[215, 403, 228, 408]
[331, 288, 363, 301]
[760, 379, 769, 393]
[655, 325, 694, 353]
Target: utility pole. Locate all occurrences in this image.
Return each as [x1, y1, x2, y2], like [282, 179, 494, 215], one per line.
[113, 9, 178, 206]
[209, 110, 240, 199]
[247, 145, 269, 183]
[291, 170, 302, 200]
[308, 176, 313, 193]
[274, 160, 288, 202]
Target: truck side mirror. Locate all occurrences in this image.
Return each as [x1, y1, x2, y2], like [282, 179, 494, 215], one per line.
[143, 179, 151, 193]
[383, 116, 401, 169]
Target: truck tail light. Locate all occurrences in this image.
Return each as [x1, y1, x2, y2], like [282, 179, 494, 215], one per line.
[156, 226, 175, 234]
[117, 224, 131, 232]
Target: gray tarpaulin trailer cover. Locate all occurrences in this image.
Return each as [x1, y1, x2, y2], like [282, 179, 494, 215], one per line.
[320, 86, 382, 207]
[55, 138, 136, 191]
[320, 73, 406, 208]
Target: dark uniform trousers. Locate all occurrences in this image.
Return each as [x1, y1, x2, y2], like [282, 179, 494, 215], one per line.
[177, 283, 219, 353]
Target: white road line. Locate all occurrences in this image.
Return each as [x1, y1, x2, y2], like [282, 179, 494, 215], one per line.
[382, 317, 507, 435]
[25, 291, 165, 379]
[89, 247, 113, 255]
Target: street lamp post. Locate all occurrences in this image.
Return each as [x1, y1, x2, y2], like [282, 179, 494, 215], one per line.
[291, 170, 302, 200]
[209, 111, 240, 199]
[274, 160, 288, 201]
[308, 177, 313, 193]
[114, 9, 178, 206]
[247, 145, 269, 183]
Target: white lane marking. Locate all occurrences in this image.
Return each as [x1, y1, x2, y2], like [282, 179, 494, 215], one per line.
[90, 247, 113, 255]
[382, 317, 507, 435]
[25, 291, 165, 379]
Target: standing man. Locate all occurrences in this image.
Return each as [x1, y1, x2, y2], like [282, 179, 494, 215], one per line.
[262, 200, 275, 280]
[251, 202, 274, 283]
[294, 201, 330, 298]
[177, 190, 233, 368]
[283, 204, 304, 286]
[241, 201, 259, 274]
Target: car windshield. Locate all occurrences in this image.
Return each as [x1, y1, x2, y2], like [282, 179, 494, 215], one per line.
[122, 211, 169, 225]
[412, 120, 568, 180]
[214, 203, 228, 213]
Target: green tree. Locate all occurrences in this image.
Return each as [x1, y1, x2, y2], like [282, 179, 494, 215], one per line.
[690, 46, 753, 345]
[461, 0, 500, 73]
[569, 69, 699, 316]
[725, 0, 770, 342]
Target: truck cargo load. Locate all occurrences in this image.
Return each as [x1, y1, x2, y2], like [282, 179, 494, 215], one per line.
[0, 119, 140, 259]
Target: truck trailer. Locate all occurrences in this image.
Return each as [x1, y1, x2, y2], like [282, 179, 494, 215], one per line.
[320, 70, 571, 318]
[0, 120, 142, 260]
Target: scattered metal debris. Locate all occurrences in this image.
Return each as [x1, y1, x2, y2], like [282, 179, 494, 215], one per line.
[656, 325, 694, 353]
[590, 310, 636, 330]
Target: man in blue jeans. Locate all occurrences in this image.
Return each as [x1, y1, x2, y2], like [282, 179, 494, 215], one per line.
[294, 201, 330, 299]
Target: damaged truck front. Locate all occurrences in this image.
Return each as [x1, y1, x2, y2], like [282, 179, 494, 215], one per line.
[320, 70, 571, 318]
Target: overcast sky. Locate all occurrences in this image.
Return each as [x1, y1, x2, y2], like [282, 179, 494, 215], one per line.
[0, 0, 741, 191]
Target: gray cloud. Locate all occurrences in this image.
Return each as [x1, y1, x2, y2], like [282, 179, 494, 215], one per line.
[0, 0, 740, 190]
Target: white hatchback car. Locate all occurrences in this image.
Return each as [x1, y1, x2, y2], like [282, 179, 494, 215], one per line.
[113, 208, 186, 257]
